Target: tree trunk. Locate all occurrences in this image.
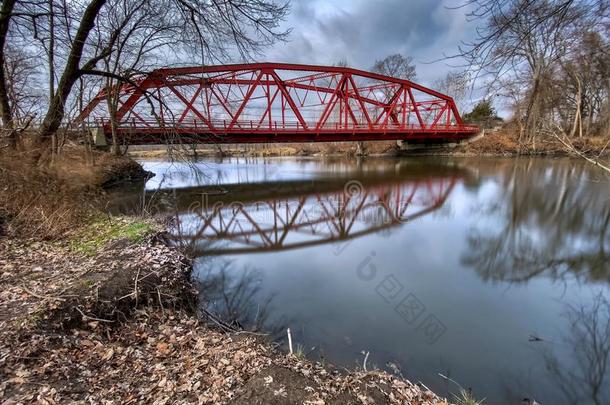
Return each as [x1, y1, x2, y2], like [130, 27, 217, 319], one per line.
[37, 0, 107, 149]
[48, 0, 55, 101]
[356, 141, 365, 156]
[571, 77, 582, 138]
[567, 68, 583, 139]
[105, 82, 121, 156]
[524, 74, 542, 149]
[0, 0, 16, 147]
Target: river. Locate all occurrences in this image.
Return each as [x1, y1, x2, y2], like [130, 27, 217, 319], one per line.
[114, 156, 610, 405]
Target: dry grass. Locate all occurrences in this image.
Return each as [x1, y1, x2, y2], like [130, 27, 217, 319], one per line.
[445, 129, 610, 157]
[0, 157, 95, 240]
[44, 143, 149, 187]
[284, 141, 398, 156]
[461, 130, 520, 155]
[0, 141, 148, 240]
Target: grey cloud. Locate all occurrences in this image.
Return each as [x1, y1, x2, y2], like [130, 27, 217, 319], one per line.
[263, 0, 477, 87]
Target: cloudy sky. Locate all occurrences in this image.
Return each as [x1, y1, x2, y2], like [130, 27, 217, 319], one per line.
[262, 0, 478, 89]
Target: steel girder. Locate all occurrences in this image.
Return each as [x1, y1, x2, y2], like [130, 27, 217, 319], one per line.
[76, 63, 479, 144]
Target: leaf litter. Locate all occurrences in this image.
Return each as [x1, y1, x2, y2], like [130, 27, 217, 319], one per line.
[0, 228, 450, 404]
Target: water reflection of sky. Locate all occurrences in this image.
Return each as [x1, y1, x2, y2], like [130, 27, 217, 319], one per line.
[140, 156, 610, 405]
[141, 158, 376, 189]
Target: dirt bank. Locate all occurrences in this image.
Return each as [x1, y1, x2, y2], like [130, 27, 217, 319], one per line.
[406, 130, 610, 158]
[0, 217, 451, 404]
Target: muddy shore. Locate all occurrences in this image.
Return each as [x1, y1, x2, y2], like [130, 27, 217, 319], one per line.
[0, 218, 450, 404]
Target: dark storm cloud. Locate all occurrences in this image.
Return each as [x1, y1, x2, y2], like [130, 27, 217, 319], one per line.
[263, 0, 477, 86]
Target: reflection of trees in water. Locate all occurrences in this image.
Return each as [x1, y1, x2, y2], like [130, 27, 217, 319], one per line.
[463, 160, 610, 283]
[195, 258, 288, 338]
[543, 293, 610, 405]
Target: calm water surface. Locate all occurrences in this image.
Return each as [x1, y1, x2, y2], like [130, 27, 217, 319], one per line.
[125, 156, 610, 405]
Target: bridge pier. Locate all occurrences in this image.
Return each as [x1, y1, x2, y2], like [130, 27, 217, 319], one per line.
[395, 140, 455, 150]
[396, 130, 484, 151]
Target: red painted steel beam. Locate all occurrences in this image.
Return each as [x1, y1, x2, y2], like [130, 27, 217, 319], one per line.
[75, 62, 478, 144]
[267, 68, 309, 129]
[106, 129, 479, 144]
[153, 63, 455, 101]
[227, 70, 264, 130]
[142, 77, 394, 110]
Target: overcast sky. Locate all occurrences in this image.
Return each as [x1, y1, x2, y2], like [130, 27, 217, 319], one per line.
[262, 0, 477, 88]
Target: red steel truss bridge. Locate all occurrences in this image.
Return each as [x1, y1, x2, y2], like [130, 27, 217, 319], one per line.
[76, 63, 479, 144]
[173, 176, 458, 255]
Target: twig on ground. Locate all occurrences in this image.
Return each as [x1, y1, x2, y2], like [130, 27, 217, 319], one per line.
[75, 307, 115, 323]
[134, 268, 141, 306]
[201, 308, 237, 333]
[552, 131, 610, 173]
[21, 286, 66, 302]
[157, 288, 164, 315]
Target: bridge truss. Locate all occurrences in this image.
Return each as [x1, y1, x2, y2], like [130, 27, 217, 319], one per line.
[76, 63, 478, 144]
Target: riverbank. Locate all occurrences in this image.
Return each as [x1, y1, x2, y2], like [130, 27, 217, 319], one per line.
[0, 213, 451, 404]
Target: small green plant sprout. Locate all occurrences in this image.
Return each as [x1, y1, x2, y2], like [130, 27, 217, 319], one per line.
[294, 344, 306, 359]
[438, 373, 485, 405]
[453, 389, 485, 405]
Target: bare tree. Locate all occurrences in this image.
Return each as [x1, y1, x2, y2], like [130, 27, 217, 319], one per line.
[372, 53, 417, 81]
[371, 53, 417, 116]
[3, 44, 43, 124]
[36, 0, 107, 151]
[433, 70, 471, 112]
[454, 0, 607, 144]
[555, 30, 610, 137]
[0, 0, 52, 147]
[0, 0, 290, 157]
[0, 0, 18, 144]
[90, 0, 182, 154]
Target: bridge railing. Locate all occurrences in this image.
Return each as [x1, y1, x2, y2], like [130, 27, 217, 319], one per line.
[95, 118, 479, 134]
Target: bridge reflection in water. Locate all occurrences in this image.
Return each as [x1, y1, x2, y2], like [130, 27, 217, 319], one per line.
[172, 175, 459, 256]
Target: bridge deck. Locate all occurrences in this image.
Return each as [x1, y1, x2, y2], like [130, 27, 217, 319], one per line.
[103, 121, 478, 144]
